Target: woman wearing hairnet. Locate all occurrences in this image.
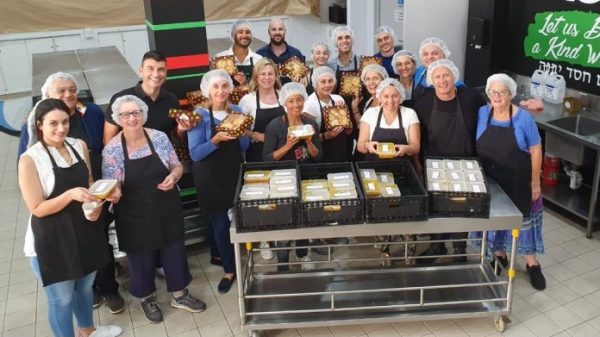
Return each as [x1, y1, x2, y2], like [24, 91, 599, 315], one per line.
[413, 37, 465, 100]
[303, 66, 352, 162]
[102, 95, 206, 323]
[413, 59, 485, 262]
[392, 50, 418, 108]
[188, 69, 250, 294]
[263, 82, 322, 270]
[475, 74, 546, 290]
[301, 42, 331, 95]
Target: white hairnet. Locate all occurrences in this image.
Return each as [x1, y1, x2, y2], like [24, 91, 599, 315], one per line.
[311, 41, 330, 54]
[419, 37, 451, 58]
[392, 50, 417, 75]
[230, 19, 251, 42]
[200, 69, 233, 98]
[331, 26, 354, 42]
[426, 59, 460, 86]
[40, 72, 79, 99]
[279, 82, 308, 106]
[375, 25, 396, 44]
[486, 73, 517, 98]
[110, 95, 149, 127]
[311, 66, 336, 88]
[375, 78, 405, 103]
[360, 64, 388, 82]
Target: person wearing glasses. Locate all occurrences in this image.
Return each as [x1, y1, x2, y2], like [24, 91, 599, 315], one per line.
[474, 74, 546, 290]
[102, 95, 207, 323]
[17, 72, 126, 315]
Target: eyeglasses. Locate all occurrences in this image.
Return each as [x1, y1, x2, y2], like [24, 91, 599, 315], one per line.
[50, 87, 78, 95]
[487, 90, 508, 97]
[118, 110, 142, 119]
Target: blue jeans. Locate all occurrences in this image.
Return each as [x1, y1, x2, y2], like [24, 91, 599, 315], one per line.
[31, 257, 96, 337]
[207, 211, 236, 274]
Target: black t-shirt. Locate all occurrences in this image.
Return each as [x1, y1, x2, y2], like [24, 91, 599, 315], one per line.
[104, 81, 179, 136]
[413, 87, 486, 154]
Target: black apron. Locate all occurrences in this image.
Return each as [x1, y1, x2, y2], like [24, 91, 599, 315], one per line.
[412, 71, 427, 102]
[31, 142, 109, 286]
[246, 91, 285, 162]
[306, 68, 315, 96]
[426, 93, 475, 157]
[366, 107, 408, 161]
[235, 57, 254, 87]
[114, 130, 184, 254]
[334, 55, 358, 95]
[318, 95, 351, 163]
[477, 106, 532, 218]
[192, 108, 243, 213]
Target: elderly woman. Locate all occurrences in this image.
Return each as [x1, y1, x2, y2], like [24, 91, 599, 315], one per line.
[239, 58, 285, 162]
[303, 66, 352, 162]
[17, 72, 124, 313]
[263, 82, 322, 270]
[413, 59, 485, 262]
[392, 50, 418, 108]
[302, 42, 331, 95]
[188, 69, 250, 294]
[373, 26, 398, 77]
[475, 74, 546, 290]
[103, 95, 206, 323]
[19, 98, 121, 337]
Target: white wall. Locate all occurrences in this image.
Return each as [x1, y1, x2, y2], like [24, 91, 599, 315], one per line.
[403, 0, 469, 78]
[347, 0, 377, 56]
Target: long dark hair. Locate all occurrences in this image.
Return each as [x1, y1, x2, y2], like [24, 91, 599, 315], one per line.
[35, 98, 70, 147]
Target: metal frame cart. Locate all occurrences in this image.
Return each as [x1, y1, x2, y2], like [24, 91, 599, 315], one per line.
[230, 182, 522, 336]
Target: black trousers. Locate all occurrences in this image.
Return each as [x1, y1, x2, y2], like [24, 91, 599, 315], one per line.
[93, 206, 119, 296]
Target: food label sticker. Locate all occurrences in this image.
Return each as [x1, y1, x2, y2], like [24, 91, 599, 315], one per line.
[278, 186, 295, 191]
[432, 162, 439, 169]
[432, 171, 439, 179]
[380, 175, 388, 182]
[386, 187, 394, 194]
[453, 183, 461, 191]
[275, 178, 293, 184]
[473, 185, 481, 193]
[451, 172, 459, 180]
[363, 171, 372, 179]
[306, 185, 322, 190]
[332, 175, 349, 180]
[368, 183, 375, 191]
[447, 162, 455, 170]
[382, 144, 389, 152]
[246, 191, 263, 195]
[246, 173, 264, 178]
[273, 171, 293, 176]
[334, 182, 350, 187]
[432, 182, 440, 190]
[466, 162, 474, 169]
[468, 173, 476, 182]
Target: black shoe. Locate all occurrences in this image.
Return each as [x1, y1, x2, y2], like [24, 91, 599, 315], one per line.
[495, 255, 509, 276]
[417, 244, 447, 265]
[210, 257, 222, 266]
[105, 292, 126, 314]
[141, 296, 163, 323]
[526, 263, 546, 290]
[218, 275, 236, 294]
[93, 289, 102, 309]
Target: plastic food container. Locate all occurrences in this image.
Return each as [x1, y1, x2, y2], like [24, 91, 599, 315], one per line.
[443, 159, 462, 171]
[271, 169, 296, 177]
[377, 143, 395, 159]
[464, 170, 484, 183]
[328, 179, 355, 190]
[270, 184, 298, 198]
[467, 182, 487, 194]
[449, 181, 467, 192]
[241, 183, 269, 191]
[460, 159, 480, 170]
[88, 179, 118, 199]
[330, 187, 358, 200]
[244, 170, 271, 183]
[359, 169, 377, 180]
[288, 124, 315, 140]
[240, 188, 269, 200]
[427, 169, 446, 181]
[377, 172, 395, 184]
[426, 159, 443, 169]
[270, 175, 297, 186]
[302, 189, 330, 202]
[380, 183, 401, 198]
[301, 179, 328, 191]
[446, 170, 465, 182]
[428, 180, 448, 192]
[362, 179, 381, 197]
[327, 172, 353, 181]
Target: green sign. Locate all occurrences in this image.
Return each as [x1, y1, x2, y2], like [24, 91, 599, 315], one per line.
[524, 10, 600, 68]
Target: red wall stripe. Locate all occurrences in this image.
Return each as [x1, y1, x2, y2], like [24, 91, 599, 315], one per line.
[166, 54, 209, 70]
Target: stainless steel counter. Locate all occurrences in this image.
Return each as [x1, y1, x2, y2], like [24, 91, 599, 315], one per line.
[532, 103, 600, 151]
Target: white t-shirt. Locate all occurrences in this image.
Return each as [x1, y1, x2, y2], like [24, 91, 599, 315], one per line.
[239, 91, 282, 130]
[303, 93, 345, 128]
[22, 138, 86, 257]
[360, 106, 419, 141]
[214, 47, 262, 66]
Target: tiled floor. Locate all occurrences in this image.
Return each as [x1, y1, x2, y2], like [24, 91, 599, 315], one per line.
[2, 129, 600, 337]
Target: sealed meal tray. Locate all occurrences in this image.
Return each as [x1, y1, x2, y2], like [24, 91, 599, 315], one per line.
[244, 170, 271, 183]
[241, 183, 269, 191]
[288, 124, 315, 140]
[270, 175, 297, 186]
[467, 182, 487, 194]
[359, 169, 377, 180]
[327, 172, 353, 181]
[380, 183, 401, 198]
[328, 179, 355, 190]
[377, 142, 396, 159]
[330, 187, 358, 200]
[443, 159, 462, 170]
[446, 170, 465, 182]
[216, 112, 254, 138]
[427, 180, 449, 192]
[89, 179, 118, 199]
[449, 181, 467, 192]
[279, 56, 309, 78]
[301, 179, 328, 191]
[302, 189, 330, 202]
[339, 71, 362, 97]
[271, 169, 296, 177]
[239, 187, 269, 200]
[427, 169, 446, 181]
[323, 105, 352, 130]
[270, 184, 298, 198]
[461, 159, 480, 170]
[359, 55, 383, 70]
[426, 158, 443, 169]
[377, 172, 395, 184]
[464, 170, 484, 183]
[362, 178, 381, 198]
[168, 108, 202, 128]
[211, 55, 237, 76]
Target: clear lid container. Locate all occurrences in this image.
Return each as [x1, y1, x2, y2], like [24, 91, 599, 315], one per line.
[377, 142, 395, 159]
[377, 172, 395, 184]
[467, 182, 487, 194]
[88, 179, 118, 199]
[428, 180, 448, 192]
[362, 179, 381, 197]
[380, 183, 401, 198]
[443, 159, 461, 171]
[464, 170, 484, 183]
[359, 168, 377, 180]
[269, 184, 298, 198]
[426, 169, 446, 181]
[244, 170, 272, 183]
[328, 179, 355, 190]
[301, 179, 328, 191]
[426, 159, 443, 169]
[302, 189, 330, 202]
[329, 187, 358, 200]
[240, 187, 269, 200]
[271, 169, 297, 177]
[449, 181, 467, 192]
[446, 170, 465, 182]
[327, 172, 354, 181]
[460, 159, 480, 170]
[270, 175, 297, 186]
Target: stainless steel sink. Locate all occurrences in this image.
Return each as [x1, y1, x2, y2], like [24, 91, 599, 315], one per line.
[547, 115, 600, 136]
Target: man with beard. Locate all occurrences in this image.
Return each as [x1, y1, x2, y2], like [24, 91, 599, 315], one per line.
[256, 18, 305, 84]
[373, 26, 398, 77]
[215, 19, 263, 86]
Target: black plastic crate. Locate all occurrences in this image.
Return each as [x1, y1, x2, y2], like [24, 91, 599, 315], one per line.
[424, 157, 490, 218]
[234, 160, 300, 232]
[299, 162, 364, 227]
[354, 159, 428, 223]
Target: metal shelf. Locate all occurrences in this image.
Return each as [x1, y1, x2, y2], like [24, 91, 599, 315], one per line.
[542, 174, 600, 224]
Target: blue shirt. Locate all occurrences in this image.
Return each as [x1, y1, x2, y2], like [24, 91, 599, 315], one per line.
[256, 42, 305, 65]
[476, 105, 541, 153]
[187, 104, 250, 161]
[374, 52, 395, 78]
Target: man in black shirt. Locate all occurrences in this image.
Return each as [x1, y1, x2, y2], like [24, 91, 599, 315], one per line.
[103, 50, 181, 145]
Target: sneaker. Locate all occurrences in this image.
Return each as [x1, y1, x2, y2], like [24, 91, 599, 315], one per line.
[140, 296, 163, 323]
[88, 325, 123, 337]
[93, 289, 102, 309]
[526, 263, 546, 290]
[105, 293, 126, 314]
[259, 241, 274, 260]
[171, 289, 206, 313]
[300, 256, 315, 271]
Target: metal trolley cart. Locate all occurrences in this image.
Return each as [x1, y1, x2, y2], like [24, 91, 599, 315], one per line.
[230, 182, 522, 336]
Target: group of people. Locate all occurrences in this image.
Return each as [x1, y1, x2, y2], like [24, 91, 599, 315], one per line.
[16, 17, 546, 337]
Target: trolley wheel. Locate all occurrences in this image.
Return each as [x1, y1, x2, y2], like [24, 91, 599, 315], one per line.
[495, 316, 507, 332]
